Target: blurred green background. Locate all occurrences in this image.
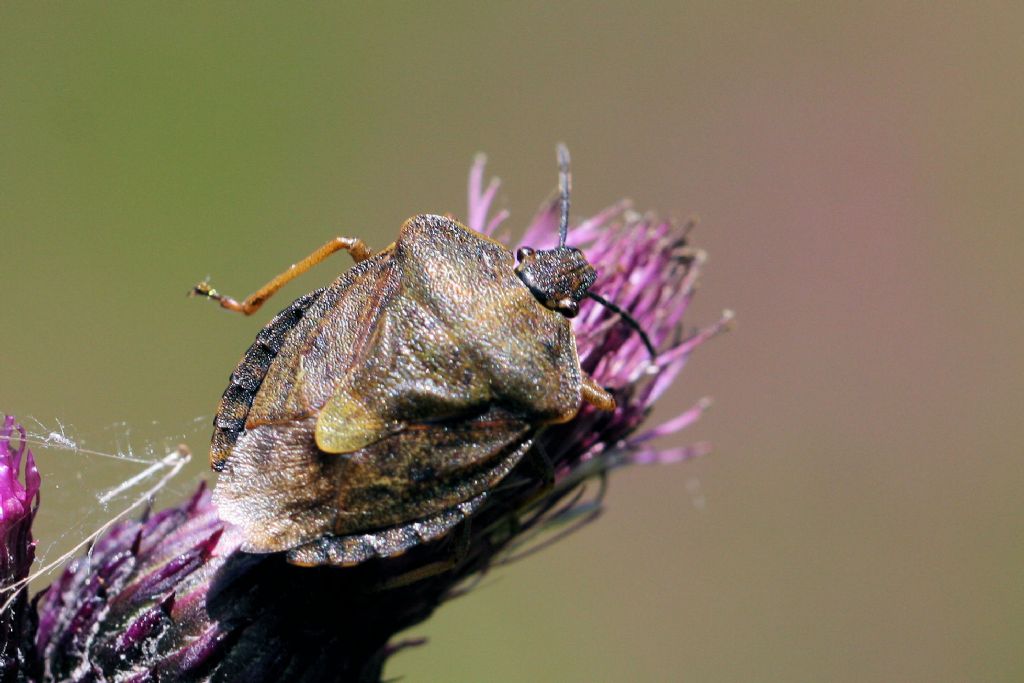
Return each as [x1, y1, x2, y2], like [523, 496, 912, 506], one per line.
[2, 3, 1022, 681]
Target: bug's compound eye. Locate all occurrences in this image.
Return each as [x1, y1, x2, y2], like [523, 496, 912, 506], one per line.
[555, 297, 579, 318]
[516, 247, 535, 263]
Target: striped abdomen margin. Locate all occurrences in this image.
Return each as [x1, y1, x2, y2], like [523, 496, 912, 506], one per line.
[210, 288, 325, 471]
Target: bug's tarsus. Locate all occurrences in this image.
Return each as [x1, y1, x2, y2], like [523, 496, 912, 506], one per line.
[190, 281, 217, 299]
[556, 143, 571, 248]
[586, 291, 658, 359]
[189, 281, 245, 312]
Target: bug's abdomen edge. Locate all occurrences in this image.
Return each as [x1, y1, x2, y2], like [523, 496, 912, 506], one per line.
[210, 288, 325, 470]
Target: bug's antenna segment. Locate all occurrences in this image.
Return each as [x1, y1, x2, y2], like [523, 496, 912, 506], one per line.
[557, 143, 571, 247]
[587, 291, 658, 359]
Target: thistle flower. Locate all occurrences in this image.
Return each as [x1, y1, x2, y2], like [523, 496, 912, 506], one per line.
[0, 417, 40, 680]
[3, 154, 728, 681]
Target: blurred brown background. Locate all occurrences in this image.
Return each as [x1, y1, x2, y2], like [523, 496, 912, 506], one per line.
[2, 3, 1021, 681]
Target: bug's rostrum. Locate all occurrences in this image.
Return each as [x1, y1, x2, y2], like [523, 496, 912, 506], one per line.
[514, 246, 597, 318]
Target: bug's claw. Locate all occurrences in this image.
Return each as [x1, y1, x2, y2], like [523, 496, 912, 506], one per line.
[190, 281, 220, 300]
[191, 281, 248, 314]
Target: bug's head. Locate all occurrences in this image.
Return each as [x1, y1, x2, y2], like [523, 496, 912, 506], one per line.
[513, 144, 595, 319]
[514, 245, 596, 318]
[513, 145, 658, 358]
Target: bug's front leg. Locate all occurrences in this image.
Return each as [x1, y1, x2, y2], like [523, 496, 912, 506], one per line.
[581, 373, 616, 412]
[191, 236, 373, 315]
[374, 521, 474, 590]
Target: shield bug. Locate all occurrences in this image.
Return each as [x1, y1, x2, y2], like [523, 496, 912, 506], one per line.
[193, 146, 654, 567]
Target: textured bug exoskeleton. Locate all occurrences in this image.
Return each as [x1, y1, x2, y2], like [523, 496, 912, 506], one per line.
[197, 147, 644, 567]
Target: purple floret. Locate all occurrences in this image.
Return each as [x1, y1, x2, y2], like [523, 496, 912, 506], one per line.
[0, 416, 41, 680]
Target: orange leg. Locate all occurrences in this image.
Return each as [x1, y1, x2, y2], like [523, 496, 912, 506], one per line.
[581, 374, 616, 412]
[191, 236, 373, 315]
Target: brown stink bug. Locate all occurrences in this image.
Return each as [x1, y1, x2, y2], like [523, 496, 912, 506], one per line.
[193, 146, 655, 567]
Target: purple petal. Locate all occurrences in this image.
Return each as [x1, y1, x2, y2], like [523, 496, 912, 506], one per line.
[0, 416, 40, 680]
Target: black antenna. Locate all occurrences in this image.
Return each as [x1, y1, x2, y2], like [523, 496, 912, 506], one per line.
[556, 143, 571, 248]
[586, 291, 657, 359]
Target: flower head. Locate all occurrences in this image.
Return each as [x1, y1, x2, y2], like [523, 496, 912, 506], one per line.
[8, 152, 727, 681]
[0, 416, 40, 679]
